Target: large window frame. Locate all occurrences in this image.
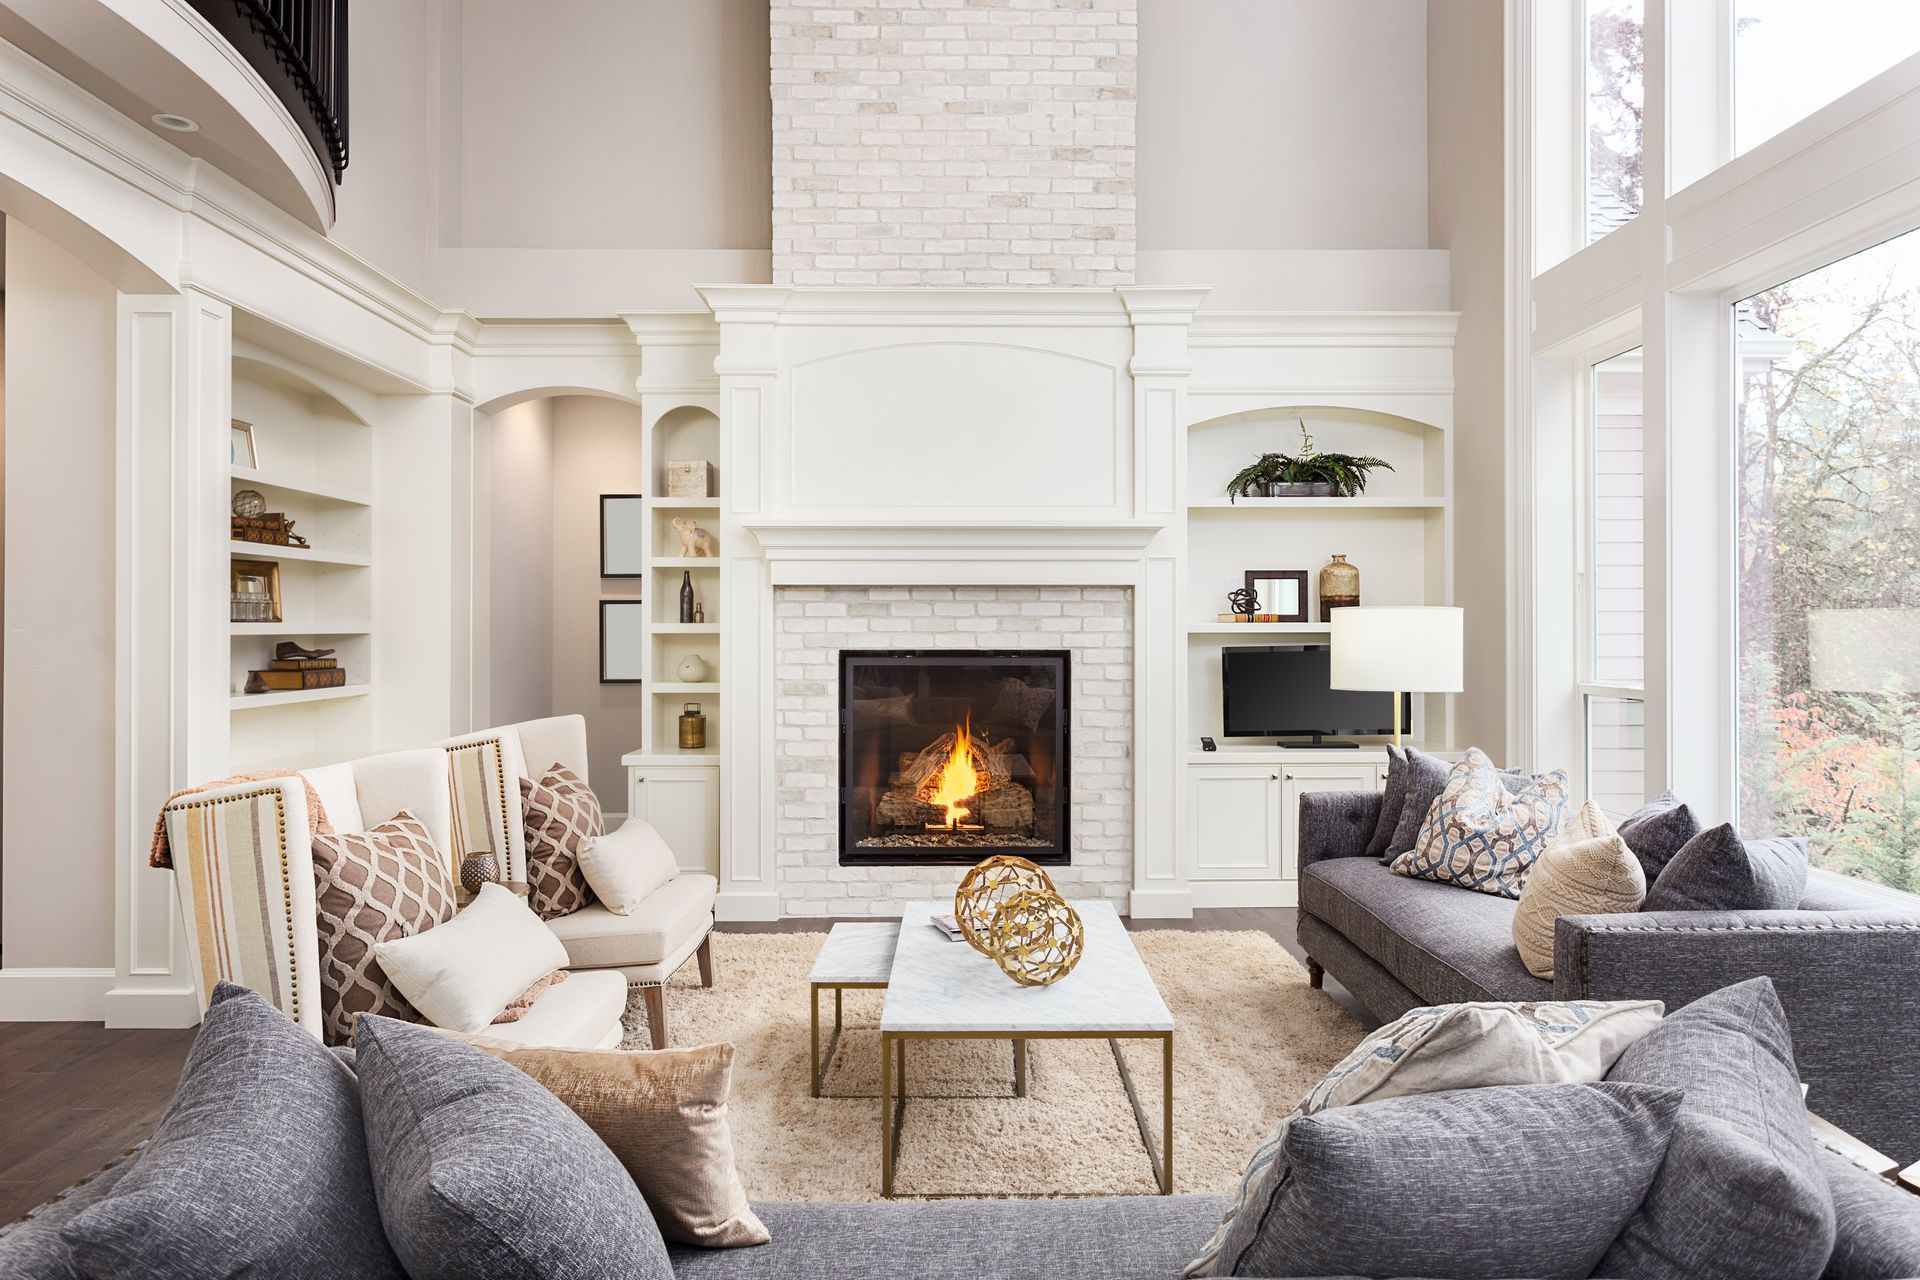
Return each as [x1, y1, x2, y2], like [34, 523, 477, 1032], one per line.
[1514, 0, 1920, 901]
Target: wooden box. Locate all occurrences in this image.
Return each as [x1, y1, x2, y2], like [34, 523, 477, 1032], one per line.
[664, 460, 714, 498]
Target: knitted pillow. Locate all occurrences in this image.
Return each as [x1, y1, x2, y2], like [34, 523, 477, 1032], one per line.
[311, 812, 457, 1046]
[1391, 748, 1570, 898]
[520, 764, 601, 919]
[1511, 800, 1647, 977]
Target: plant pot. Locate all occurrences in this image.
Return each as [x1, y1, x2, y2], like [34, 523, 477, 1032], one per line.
[1266, 481, 1335, 497]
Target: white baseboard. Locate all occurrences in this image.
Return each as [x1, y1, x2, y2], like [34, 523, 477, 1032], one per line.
[1127, 887, 1195, 919]
[1189, 881, 1300, 909]
[0, 967, 114, 1020]
[104, 982, 201, 1029]
[714, 889, 782, 922]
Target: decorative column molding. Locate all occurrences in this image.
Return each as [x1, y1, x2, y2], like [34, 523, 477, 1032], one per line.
[699, 286, 787, 921]
[1120, 286, 1207, 918]
[109, 290, 231, 1028]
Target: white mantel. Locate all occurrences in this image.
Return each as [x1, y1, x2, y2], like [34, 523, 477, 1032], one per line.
[702, 287, 1205, 920]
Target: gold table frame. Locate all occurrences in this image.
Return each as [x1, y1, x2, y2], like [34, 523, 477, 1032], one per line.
[879, 1028, 1175, 1198]
[809, 978, 889, 1098]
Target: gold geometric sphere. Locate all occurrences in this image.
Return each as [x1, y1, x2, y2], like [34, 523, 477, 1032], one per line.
[989, 888, 1085, 987]
[954, 855, 1056, 956]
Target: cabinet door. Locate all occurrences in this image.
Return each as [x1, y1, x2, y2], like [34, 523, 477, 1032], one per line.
[1189, 766, 1282, 881]
[629, 767, 719, 875]
[1279, 763, 1384, 879]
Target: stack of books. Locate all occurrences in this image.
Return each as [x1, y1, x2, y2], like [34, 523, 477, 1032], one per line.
[243, 644, 346, 695]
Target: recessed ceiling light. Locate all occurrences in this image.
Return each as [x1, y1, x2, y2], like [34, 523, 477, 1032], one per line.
[152, 112, 200, 133]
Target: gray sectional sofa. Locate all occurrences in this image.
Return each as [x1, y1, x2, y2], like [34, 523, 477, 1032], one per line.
[1295, 788, 1920, 1160]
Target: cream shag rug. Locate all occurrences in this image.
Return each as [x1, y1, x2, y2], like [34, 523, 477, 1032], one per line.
[620, 930, 1363, 1200]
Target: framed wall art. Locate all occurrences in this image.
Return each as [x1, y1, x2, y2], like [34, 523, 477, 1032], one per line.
[600, 600, 646, 683]
[600, 494, 646, 578]
[1245, 569, 1309, 624]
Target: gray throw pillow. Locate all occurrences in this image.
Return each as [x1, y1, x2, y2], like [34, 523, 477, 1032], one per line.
[1597, 976, 1835, 1280]
[1641, 824, 1807, 913]
[1365, 744, 1408, 858]
[1217, 1081, 1679, 1279]
[62, 982, 404, 1280]
[354, 1014, 673, 1280]
[1617, 790, 1702, 881]
[1385, 747, 1453, 856]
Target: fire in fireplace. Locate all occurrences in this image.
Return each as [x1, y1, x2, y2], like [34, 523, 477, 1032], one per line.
[839, 650, 1069, 866]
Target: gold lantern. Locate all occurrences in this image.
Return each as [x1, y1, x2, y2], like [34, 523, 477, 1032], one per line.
[678, 701, 707, 750]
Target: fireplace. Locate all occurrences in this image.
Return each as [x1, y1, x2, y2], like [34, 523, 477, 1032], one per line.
[839, 650, 1069, 866]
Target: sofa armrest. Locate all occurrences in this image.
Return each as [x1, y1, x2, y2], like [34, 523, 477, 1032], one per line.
[1553, 906, 1920, 1159]
[1297, 791, 1384, 868]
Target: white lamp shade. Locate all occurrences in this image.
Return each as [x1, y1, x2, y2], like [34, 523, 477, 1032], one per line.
[1330, 606, 1464, 693]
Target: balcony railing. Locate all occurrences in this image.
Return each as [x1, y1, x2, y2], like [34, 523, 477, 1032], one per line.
[189, 0, 349, 183]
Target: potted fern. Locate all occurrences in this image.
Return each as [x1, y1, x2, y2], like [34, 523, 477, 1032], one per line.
[1225, 421, 1394, 501]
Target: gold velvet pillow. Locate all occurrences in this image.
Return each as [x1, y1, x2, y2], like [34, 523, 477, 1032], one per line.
[1511, 800, 1647, 978]
[442, 1036, 768, 1248]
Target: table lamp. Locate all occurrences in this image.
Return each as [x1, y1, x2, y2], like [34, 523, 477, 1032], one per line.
[1329, 606, 1464, 747]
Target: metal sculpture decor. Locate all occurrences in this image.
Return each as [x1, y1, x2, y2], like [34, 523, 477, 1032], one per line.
[954, 855, 1056, 955]
[1226, 585, 1259, 620]
[989, 887, 1086, 987]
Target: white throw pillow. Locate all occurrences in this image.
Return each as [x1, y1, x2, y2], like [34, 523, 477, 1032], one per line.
[1186, 997, 1665, 1276]
[1511, 800, 1648, 978]
[576, 819, 681, 916]
[371, 882, 570, 1032]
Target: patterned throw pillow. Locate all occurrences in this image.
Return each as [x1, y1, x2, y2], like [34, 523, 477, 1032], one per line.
[311, 812, 457, 1046]
[1511, 800, 1647, 978]
[1391, 747, 1570, 898]
[1187, 997, 1664, 1276]
[520, 764, 602, 919]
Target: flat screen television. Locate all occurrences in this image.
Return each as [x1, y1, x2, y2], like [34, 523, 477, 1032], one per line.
[1221, 645, 1409, 745]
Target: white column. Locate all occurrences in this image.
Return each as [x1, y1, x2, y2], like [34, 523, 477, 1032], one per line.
[108, 290, 231, 1028]
[700, 287, 789, 921]
[1120, 288, 1208, 918]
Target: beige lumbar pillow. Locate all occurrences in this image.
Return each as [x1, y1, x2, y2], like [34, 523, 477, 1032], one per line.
[371, 881, 570, 1031]
[577, 819, 682, 915]
[1511, 800, 1647, 978]
[443, 1034, 769, 1248]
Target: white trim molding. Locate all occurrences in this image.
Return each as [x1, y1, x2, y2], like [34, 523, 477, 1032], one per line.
[0, 967, 116, 1021]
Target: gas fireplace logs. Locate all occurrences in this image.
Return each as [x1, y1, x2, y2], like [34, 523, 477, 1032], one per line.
[872, 727, 1037, 836]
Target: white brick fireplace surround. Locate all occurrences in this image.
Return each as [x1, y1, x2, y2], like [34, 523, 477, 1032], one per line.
[774, 585, 1132, 916]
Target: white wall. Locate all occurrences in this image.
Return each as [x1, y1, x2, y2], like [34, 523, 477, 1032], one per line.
[328, 0, 437, 289]
[484, 398, 554, 725]
[1, 218, 116, 974]
[548, 396, 645, 810]
[1427, 0, 1507, 761]
[1137, 0, 1429, 252]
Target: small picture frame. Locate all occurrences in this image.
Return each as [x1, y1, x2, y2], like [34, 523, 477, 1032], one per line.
[229, 420, 258, 469]
[600, 494, 646, 578]
[1246, 569, 1309, 624]
[600, 600, 646, 683]
[230, 558, 282, 623]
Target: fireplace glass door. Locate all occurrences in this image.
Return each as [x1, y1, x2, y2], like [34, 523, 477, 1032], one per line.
[839, 650, 1069, 866]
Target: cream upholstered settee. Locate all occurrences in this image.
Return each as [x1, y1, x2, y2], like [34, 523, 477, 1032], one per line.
[435, 714, 718, 1049]
[163, 748, 626, 1049]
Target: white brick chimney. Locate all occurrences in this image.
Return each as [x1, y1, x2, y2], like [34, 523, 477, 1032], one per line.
[770, 0, 1138, 286]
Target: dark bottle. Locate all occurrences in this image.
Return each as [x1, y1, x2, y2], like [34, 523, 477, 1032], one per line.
[679, 570, 695, 623]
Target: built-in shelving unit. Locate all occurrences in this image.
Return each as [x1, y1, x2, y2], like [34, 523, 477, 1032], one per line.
[1184, 406, 1454, 750]
[225, 346, 376, 772]
[639, 402, 723, 758]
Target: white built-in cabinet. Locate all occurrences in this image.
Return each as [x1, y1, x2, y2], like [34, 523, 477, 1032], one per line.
[624, 755, 720, 877]
[1187, 752, 1387, 906]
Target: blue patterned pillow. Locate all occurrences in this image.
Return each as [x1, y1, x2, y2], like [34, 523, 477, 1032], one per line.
[1391, 747, 1570, 898]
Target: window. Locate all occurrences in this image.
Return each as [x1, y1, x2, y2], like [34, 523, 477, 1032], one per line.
[1582, 348, 1646, 814]
[1586, 0, 1643, 242]
[1735, 1, 1920, 157]
[1737, 228, 1920, 893]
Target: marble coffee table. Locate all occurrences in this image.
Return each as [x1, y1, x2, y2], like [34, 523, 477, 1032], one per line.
[879, 899, 1175, 1198]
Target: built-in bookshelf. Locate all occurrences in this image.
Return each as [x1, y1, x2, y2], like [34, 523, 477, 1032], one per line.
[226, 348, 375, 772]
[641, 403, 722, 758]
[1184, 406, 1454, 753]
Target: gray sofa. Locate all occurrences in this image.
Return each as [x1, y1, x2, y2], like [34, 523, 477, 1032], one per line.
[7, 1144, 1920, 1279]
[1295, 789, 1920, 1160]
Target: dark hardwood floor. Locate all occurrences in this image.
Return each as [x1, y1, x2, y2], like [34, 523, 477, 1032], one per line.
[0, 906, 1362, 1223]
